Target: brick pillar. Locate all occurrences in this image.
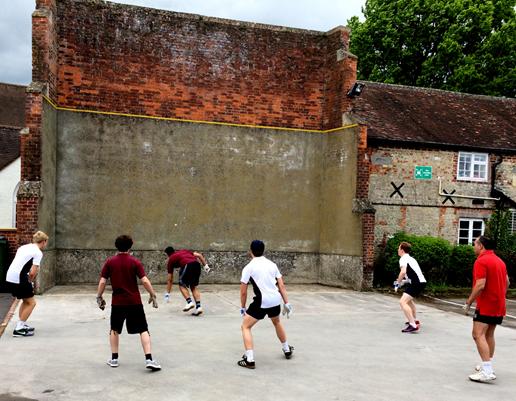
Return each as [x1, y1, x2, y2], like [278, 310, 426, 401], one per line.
[16, 0, 57, 245]
[353, 125, 376, 289]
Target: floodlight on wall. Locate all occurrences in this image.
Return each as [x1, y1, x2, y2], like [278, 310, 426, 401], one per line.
[346, 82, 365, 98]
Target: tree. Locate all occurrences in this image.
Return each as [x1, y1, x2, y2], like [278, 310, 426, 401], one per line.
[348, 0, 516, 97]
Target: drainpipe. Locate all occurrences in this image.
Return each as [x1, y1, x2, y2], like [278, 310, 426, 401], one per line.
[490, 156, 503, 206]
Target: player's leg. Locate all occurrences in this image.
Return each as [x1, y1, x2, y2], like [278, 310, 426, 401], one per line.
[399, 293, 417, 332]
[128, 305, 160, 371]
[107, 306, 123, 367]
[485, 324, 496, 359]
[238, 314, 259, 369]
[12, 282, 37, 336]
[178, 266, 195, 311]
[270, 312, 294, 359]
[191, 285, 203, 316]
[469, 320, 495, 382]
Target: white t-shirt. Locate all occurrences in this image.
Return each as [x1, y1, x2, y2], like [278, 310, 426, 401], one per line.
[241, 256, 282, 308]
[6, 243, 43, 284]
[399, 253, 426, 284]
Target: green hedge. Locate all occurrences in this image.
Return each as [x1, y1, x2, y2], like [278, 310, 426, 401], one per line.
[374, 232, 473, 287]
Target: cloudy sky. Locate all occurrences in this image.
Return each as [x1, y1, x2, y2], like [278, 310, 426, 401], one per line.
[0, 0, 365, 85]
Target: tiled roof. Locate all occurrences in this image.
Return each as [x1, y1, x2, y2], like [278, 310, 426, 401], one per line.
[350, 81, 516, 153]
[0, 126, 20, 171]
[0, 82, 25, 128]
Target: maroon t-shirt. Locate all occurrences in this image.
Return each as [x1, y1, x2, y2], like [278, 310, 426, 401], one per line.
[167, 250, 198, 273]
[101, 253, 146, 305]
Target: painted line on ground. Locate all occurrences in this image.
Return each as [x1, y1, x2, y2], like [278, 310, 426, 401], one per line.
[425, 295, 516, 320]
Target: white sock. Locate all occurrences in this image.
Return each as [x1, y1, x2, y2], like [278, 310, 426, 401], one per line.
[481, 361, 493, 375]
[409, 321, 417, 328]
[245, 350, 254, 362]
[15, 321, 25, 330]
[281, 341, 290, 352]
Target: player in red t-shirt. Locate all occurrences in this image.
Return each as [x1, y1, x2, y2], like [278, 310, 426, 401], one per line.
[464, 236, 509, 383]
[164, 246, 210, 316]
[96, 235, 161, 371]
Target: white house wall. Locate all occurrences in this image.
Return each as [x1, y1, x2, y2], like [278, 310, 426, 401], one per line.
[0, 157, 20, 228]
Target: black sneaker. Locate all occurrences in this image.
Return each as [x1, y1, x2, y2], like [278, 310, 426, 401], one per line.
[13, 328, 35, 337]
[23, 324, 35, 332]
[283, 345, 294, 359]
[401, 324, 419, 333]
[237, 355, 256, 369]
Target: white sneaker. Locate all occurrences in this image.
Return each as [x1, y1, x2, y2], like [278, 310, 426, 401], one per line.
[192, 306, 203, 316]
[475, 365, 495, 375]
[145, 359, 161, 371]
[107, 359, 119, 368]
[469, 370, 496, 382]
[182, 301, 195, 312]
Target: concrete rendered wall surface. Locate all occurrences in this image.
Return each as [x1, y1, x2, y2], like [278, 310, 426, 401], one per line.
[53, 110, 361, 286]
[38, 101, 57, 292]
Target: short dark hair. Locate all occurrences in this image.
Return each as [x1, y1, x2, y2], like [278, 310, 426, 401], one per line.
[399, 241, 412, 254]
[164, 246, 175, 256]
[115, 235, 133, 252]
[250, 240, 265, 257]
[477, 236, 495, 250]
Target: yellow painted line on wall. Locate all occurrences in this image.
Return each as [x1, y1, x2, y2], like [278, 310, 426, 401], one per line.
[42, 94, 358, 133]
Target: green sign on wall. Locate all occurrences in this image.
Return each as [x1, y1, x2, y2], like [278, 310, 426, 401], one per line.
[414, 166, 432, 180]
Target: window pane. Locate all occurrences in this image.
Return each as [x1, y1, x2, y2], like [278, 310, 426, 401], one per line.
[460, 221, 469, 229]
[472, 221, 482, 229]
[458, 238, 469, 245]
[474, 154, 487, 162]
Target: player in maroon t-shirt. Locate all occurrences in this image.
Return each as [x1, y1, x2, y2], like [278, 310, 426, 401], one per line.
[96, 235, 161, 371]
[464, 236, 509, 383]
[164, 246, 210, 316]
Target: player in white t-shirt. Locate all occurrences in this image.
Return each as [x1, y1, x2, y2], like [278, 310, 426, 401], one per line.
[6, 231, 49, 337]
[395, 241, 426, 333]
[237, 240, 294, 369]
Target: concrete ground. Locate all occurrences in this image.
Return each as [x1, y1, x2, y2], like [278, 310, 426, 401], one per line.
[0, 285, 515, 401]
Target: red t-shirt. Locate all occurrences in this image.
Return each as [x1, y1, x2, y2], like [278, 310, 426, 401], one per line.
[167, 250, 198, 273]
[101, 253, 146, 305]
[473, 250, 507, 316]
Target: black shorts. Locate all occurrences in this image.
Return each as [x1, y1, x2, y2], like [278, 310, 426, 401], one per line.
[178, 262, 201, 288]
[246, 300, 281, 320]
[110, 304, 149, 334]
[404, 282, 426, 298]
[473, 310, 504, 325]
[8, 281, 34, 299]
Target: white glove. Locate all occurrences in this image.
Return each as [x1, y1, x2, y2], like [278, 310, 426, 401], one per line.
[240, 307, 246, 317]
[282, 303, 293, 318]
[463, 302, 471, 315]
[164, 293, 170, 303]
[399, 278, 410, 288]
[96, 295, 106, 310]
[148, 294, 158, 308]
[393, 281, 399, 293]
[203, 264, 211, 273]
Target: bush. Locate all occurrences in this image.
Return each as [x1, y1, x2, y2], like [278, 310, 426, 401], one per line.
[448, 245, 475, 287]
[375, 232, 451, 285]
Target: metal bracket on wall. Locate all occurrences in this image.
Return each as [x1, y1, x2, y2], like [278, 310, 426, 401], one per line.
[437, 177, 500, 202]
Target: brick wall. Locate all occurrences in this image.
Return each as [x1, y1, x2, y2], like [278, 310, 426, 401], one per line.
[54, 0, 355, 130]
[368, 145, 515, 247]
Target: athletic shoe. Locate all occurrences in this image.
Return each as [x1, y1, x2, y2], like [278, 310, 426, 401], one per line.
[475, 365, 495, 375]
[23, 324, 35, 332]
[106, 359, 119, 368]
[182, 301, 195, 312]
[469, 370, 496, 383]
[192, 307, 203, 316]
[401, 324, 419, 333]
[283, 345, 294, 359]
[404, 320, 420, 327]
[145, 359, 161, 371]
[237, 355, 255, 369]
[12, 328, 35, 337]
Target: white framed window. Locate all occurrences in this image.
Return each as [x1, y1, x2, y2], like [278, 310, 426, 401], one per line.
[457, 152, 488, 181]
[458, 218, 485, 245]
[510, 210, 516, 235]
